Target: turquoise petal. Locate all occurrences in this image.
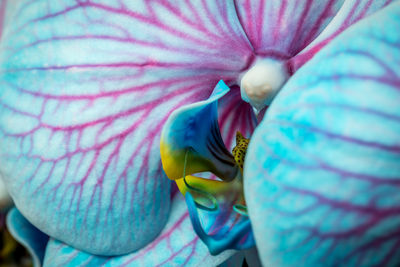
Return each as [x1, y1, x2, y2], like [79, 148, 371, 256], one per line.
[6, 208, 49, 267]
[0, 0, 251, 255]
[43, 193, 234, 267]
[245, 3, 400, 266]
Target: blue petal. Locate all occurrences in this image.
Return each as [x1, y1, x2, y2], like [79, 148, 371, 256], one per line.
[6, 208, 49, 267]
[0, 0, 252, 255]
[245, 3, 400, 266]
[43, 193, 234, 267]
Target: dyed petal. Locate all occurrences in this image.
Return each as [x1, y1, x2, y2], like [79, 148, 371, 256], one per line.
[245, 3, 400, 266]
[161, 80, 239, 181]
[218, 86, 257, 151]
[234, 0, 344, 59]
[0, 0, 6, 41]
[0, 1, 253, 255]
[290, 0, 397, 71]
[6, 208, 49, 267]
[43, 193, 234, 267]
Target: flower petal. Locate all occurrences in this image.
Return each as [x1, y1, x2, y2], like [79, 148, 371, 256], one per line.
[218, 86, 257, 150]
[290, 0, 397, 71]
[245, 3, 400, 266]
[234, 0, 344, 59]
[43, 193, 234, 267]
[0, 0, 252, 255]
[0, 0, 7, 41]
[6, 208, 49, 267]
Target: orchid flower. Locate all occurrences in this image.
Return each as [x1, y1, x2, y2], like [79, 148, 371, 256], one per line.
[0, 0, 399, 266]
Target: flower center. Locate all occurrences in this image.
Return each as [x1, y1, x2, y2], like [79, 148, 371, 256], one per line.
[240, 58, 289, 111]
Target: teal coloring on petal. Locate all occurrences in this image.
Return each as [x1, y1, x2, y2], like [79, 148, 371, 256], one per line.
[6, 208, 49, 267]
[185, 192, 255, 255]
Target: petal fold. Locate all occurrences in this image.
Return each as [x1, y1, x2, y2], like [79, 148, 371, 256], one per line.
[6, 208, 49, 267]
[290, 0, 397, 70]
[43, 193, 234, 267]
[234, 0, 344, 58]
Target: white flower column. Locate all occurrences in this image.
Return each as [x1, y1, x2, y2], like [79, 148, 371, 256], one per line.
[240, 58, 289, 111]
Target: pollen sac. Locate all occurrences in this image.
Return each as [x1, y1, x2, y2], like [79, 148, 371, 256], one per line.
[232, 131, 250, 173]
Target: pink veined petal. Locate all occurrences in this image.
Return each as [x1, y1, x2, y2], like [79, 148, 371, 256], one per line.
[290, 0, 397, 71]
[0, 0, 253, 255]
[0, 0, 7, 41]
[234, 0, 344, 60]
[43, 193, 235, 267]
[218, 86, 257, 150]
[6, 208, 49, 267]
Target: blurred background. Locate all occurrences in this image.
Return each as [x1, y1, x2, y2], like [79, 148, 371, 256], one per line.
[0, 177, 32, 267]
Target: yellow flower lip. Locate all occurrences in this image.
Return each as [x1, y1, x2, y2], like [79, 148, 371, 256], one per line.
[159, 80, 255, 255]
